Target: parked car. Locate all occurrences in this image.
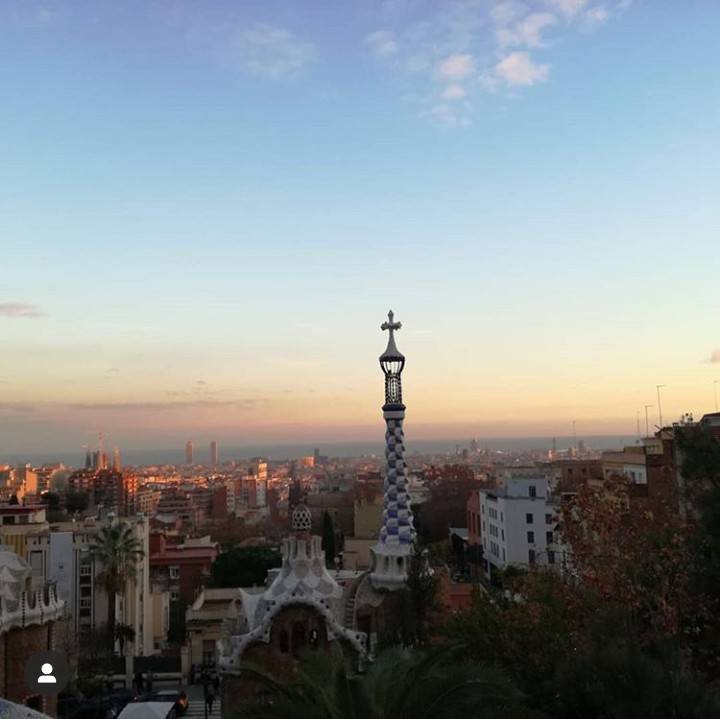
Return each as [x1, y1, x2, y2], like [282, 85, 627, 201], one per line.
[118, 701, 177, 719]
[133, 691, 188, 717]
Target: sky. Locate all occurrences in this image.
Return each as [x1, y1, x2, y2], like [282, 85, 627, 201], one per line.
[2, 0, 720, 456]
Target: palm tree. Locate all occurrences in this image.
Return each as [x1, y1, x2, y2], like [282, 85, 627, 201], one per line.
[90, 522, 145, 652]
[237, 643, 541, 719]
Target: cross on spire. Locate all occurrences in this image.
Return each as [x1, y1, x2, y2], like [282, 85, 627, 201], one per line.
[381, 309, 402, 337]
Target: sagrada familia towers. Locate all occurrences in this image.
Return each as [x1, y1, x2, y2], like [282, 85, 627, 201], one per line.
[219, 311, 416, 699]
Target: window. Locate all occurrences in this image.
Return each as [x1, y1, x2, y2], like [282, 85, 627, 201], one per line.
[170, 591, 180, 602]
[529, 485, 536, 498]
[545, 513, 553, 524]
[169, 566, 180, 579]
[502, 548, 506, 561]
[528, 549, 536, 565]
[526, 513, 533, 524]
[527, 531, 534, 543]
[546, 531, 554, 545]
[548, 550, 556, 565]
[501, 529, 504, 541]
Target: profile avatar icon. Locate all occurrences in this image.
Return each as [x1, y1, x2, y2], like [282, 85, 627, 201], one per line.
[25, 649, 69, 695]
[37, 663, 57, 684]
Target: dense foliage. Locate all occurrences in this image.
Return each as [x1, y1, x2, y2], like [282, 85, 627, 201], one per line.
[210, 545, 282, 588]
[441, 427, 720, 717]
[238, 644, 539, 719]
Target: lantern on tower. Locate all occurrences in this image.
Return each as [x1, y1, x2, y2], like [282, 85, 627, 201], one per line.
[379, 310, 405, 408]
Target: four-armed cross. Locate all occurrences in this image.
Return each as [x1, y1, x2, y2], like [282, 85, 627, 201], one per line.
[381, 309, 402, 337]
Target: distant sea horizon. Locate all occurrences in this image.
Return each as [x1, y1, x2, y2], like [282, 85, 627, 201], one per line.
[3, 434, 640, 468]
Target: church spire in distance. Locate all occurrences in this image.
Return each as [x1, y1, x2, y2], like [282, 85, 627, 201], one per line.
[370, 310, 416, 591]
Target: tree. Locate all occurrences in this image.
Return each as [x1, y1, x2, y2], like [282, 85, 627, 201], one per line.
[115, 623, 136, 657]
[8, 494, 19, 505]
[676, 426, 720, 678]
[415, 465, 483, 543]
[557, 474, 693, 641]
[90, 522, 145, 651]
[321, 512, 336, 566]
[442, 571, 570, 712]
[210, 546, 282, 588]
[65, 490, 90, 514]
[237, 643, 537, 719]
[41, 492, 61, 511]
[380, 544, 440, 648]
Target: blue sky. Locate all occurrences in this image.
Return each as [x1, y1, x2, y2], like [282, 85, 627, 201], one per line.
[2, 0, 720, 454]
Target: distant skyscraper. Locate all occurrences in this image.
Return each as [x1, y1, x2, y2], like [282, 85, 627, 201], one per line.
[185, 440, 194, 465]
[112, 447, 121, 472]
[85, 449, 92, 469]
[210, 440, 219, 467]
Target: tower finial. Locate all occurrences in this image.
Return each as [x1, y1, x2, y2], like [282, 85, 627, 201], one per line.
[381, 309, 401, 336]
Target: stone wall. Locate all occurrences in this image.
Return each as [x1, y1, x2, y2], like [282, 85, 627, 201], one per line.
[0, 619, 63, 716]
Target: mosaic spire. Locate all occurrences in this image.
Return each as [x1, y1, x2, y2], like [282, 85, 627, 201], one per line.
[370, 310, 415, 590]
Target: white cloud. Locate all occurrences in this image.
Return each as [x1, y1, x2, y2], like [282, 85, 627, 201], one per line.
[547, 0, 588, 18]
[437, 53, 476, 81]
[429, 103, 472, 128]
[585, 5, 609, 24]
[364, 0, 624, 124]
[440, 84, 467, 101]
[490, 1, 529, 27]
[493, 51, 549, 86]
[236, 23, 316, 79]
[365, 30, 399, 58]
[497, 12, 557, 47]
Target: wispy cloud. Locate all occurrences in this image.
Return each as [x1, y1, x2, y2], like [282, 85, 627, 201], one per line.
[363, 0, 626, 125]
[69, 399, 260, 411]
[497, 12, 557, 48]
[235, 23, 316, 78]
[0, 302, 44, 318]
[492, 51, 550, 86]
[365, 30, 399, 58]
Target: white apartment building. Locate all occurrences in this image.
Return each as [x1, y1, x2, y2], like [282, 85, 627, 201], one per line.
[25, 516, 158, 655]
[479, 470, 564, 577]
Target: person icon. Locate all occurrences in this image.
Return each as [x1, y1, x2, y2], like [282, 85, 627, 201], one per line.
[37, 663, 57, 684]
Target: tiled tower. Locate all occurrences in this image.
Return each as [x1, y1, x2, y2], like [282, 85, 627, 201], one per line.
[370, 310, 416, 590]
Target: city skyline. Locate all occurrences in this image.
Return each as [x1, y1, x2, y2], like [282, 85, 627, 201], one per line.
[2, 1, 720, 454]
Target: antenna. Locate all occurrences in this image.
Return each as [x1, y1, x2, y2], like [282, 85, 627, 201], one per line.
[656, 385, 666, 428]
[643, 404, 653, 438]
